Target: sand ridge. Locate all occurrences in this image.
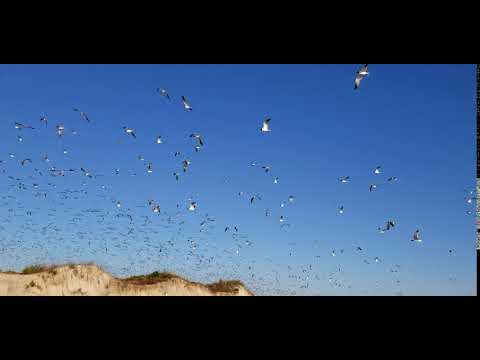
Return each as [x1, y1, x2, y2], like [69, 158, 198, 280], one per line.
[0, 264, 254, 296]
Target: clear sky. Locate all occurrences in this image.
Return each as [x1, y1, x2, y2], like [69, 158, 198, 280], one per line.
[0, 64, 476, 295]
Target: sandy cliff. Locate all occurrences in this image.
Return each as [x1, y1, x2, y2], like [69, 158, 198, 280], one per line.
[0, 264, 254, 296]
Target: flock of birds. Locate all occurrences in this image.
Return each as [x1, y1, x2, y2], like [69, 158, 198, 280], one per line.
[0, 64, 473, 295]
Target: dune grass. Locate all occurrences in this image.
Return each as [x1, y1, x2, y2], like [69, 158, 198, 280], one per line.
[124, 271, 180, 285]
[19, 262, 95, 275]
[206, 280, 245, 293]
[124, 271, 246, 293]
[22, 265, 51, 274]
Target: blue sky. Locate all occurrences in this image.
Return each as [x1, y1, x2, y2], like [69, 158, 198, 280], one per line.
[0, 64, 476, 295]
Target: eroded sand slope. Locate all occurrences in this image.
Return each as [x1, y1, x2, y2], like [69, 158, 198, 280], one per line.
[0, 264, 254, 296]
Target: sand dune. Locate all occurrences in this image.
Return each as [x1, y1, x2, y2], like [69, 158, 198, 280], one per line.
[0, 264, 254, 296]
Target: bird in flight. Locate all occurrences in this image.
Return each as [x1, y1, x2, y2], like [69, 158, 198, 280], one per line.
[339, 176, 350, 183]
[56, 124, 65, 137]
[21, 158, 32, 166]
[156, 88, 171, 101]
[385, 220, 395, 231]
[190, 133, 204, 146]
[80, 168, 93, 178]
[250, 194, 261, 204]
[369, 184, 377, 192]
[412, 230, 422, 243]
[156, 136, 163, 144]
[188, 202, 197, 211]
[182, 96, 193, 111]
[261, 118, 271, 133]
[465, 197, 476, 204]
[387, 176, 398, 182]
[40, 117, 48, 126]
[374, 166, 381, 175]
[15, 122, 34, 130]
[354, 64, 369, 90]
[72, 108, 90, 122]
[182, 160, 191, 173]
[123, 126, 136, 138]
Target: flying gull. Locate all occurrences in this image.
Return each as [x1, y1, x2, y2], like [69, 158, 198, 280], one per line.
[385, 220, 395, 231]
[354, 64, 369, 90]
[190, 133, 204, 146]
[56, 124, 65, 137]
[250, 194, 261, 204]
[80, 168, 93, 178]
[123, 126, 136, 138]
[72, 108, 90, 122]
[412, 230, 422, 242]
[261, 118, 271, 133]
[15, 122, 34, 130]
[188, 202, 197, 211]
[182, 96, 193, 111]
[183, 160, 191, 172]
[156, 88, 171, 101]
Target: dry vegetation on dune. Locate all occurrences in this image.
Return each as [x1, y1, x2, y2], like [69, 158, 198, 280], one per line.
[124, 271, 249, 294]
[206, 280, 246, 294]
[20, 262, 95, 275]
[125, 271, 181, 285]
